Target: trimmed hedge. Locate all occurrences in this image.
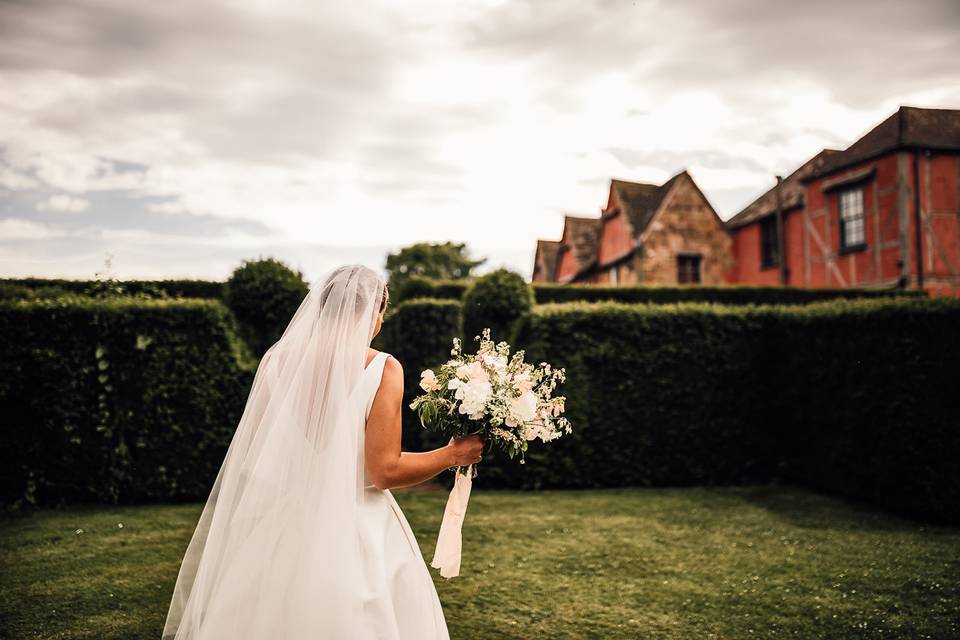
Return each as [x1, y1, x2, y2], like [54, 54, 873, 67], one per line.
[0, 278, 226, 300]
[0, 296, 253, 506]
[390, 276, 927, 306]
[373, 298, 463, 452]
[533, 283, 927, 305]
[496, 297, 959, 523]
[774, 298, 960, 524]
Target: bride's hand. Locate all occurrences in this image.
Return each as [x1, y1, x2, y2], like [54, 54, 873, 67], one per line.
[446, 434, 484, 467]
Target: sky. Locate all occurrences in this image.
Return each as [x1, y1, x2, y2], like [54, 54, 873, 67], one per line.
[1, 0, 959, 282]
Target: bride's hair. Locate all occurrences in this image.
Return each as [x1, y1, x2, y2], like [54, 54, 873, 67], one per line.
[318, 265, 387, 316]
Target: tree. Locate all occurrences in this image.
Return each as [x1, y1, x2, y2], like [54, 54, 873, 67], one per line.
[385, 242, 484, 297]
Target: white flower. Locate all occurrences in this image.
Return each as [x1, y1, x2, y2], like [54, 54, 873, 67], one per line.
[505, 390, 538, 429]
[419, 369, 440, 392]
[455, 360, 488, 383]
[449, 377, 493, 419]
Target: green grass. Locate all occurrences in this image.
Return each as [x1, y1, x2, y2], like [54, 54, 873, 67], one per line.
[1, 486, 958, 639]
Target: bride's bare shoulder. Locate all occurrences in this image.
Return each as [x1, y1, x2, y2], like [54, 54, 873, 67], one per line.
[382, 354, 402, 378]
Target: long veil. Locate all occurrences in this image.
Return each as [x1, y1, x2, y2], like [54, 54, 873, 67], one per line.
[163, 264, 386, 639]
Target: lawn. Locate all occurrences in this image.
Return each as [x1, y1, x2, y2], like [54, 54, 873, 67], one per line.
[1, 486, 957, 639]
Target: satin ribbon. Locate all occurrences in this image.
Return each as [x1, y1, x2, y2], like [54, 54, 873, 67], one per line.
[430, 464, 473, 578]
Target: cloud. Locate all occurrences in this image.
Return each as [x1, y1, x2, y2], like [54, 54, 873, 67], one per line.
[0, 218, 70, 240]
[36, 194, 90, 212]
[0, 0, 958, 279]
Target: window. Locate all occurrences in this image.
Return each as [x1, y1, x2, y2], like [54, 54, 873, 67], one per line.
[609, 266, 619, 285]
[759, 216, 779, 269]
[677, 254, 701, 284]
[839, 187, 865, 250]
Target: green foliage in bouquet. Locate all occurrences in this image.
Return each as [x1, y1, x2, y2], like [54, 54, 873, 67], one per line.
[225, 257, 309, 356]
[462, 269, 534, 345]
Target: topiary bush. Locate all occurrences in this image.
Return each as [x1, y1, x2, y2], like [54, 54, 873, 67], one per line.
[393, 276, 469, 303]
[224, 258, 309, 356]
[462, 269, 534, 344]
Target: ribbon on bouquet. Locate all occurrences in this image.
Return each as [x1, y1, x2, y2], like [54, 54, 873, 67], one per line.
[430, 464, 473, 579]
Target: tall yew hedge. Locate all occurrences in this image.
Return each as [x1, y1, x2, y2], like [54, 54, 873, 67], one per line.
[0, 296, 253, 506]
[501, 297, 960, 522]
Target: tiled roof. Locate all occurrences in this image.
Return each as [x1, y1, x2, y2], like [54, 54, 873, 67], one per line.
[806, 106, 960, 180]
[559, 215, 601, 280]
[533, 239, 561, 282]
[726, 150, 839, 229]
[611, 171, 684, 236]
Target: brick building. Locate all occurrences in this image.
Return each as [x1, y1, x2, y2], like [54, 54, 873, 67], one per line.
[534, 106, 960, 296]
[532, 171, 733, 285]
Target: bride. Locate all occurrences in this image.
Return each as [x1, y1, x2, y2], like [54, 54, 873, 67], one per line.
[163, 264, 484, 639]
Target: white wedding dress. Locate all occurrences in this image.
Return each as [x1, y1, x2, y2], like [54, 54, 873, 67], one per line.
[163, 266, 449, 640]
[355, 350, 450, 639]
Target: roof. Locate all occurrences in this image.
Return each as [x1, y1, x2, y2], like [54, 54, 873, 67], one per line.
[805, 106, 960, 180]
[532, 239, 561, 281]
[726, 149, 839, 229]
[558, 215, 600, 281]
[610, 171, 684, 236]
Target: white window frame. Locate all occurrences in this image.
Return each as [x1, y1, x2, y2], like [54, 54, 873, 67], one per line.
[839, 187, 865, 249]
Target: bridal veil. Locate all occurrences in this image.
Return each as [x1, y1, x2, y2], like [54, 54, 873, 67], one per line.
[163, 264, 386, 639]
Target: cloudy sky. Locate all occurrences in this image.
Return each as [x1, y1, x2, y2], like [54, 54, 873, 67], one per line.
[1, 0, 958, 281]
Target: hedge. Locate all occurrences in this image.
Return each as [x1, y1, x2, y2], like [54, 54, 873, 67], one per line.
[391, 276, 926, 306]
[496, 297, 960, 523]
[532, 283, 927, 305]
[0, 278, 225, 300]
[773, 298, 960, 524]
[0, 296, 253, 506]
[372, 298, 464, 451]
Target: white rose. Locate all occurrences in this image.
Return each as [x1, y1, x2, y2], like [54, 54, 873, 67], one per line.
[455, 378, 493, 419]
[505, 391, 538, 430]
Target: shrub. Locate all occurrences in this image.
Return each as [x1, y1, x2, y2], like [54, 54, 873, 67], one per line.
[224, 258, 309, 356]
[0, 296, 253, 506]
[462, 269, 534, 344]
[373, 298, 463, 451]
[532, 283, 927, 305]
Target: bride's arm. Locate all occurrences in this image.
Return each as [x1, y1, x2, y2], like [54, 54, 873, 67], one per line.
[365, 356, 483, 490]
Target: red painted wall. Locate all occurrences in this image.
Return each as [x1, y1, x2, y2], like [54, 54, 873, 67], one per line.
[730, 150, 960, 297]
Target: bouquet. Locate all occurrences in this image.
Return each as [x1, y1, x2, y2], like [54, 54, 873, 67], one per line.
[409, 328, 571, 577]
